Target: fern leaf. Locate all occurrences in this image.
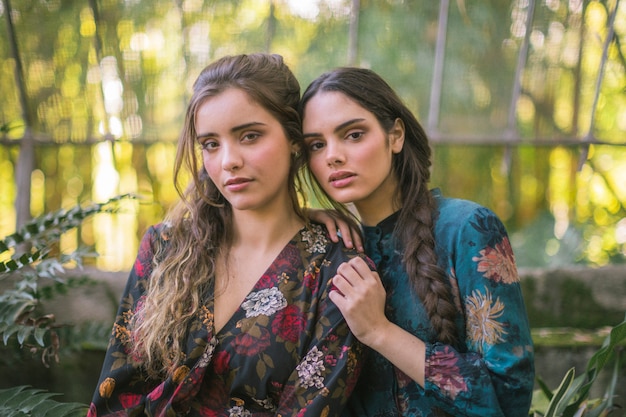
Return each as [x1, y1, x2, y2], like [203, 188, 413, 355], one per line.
[0, 386, 27, 406]
[0, 251, 46, 274]
[2, 323, 21, 345]
[0, 408, 28, 417]
[2, 259, 20, 272]
[0, 194, 136, 253]
[3, 387, 56, 409]
[0, 322, 51, 347]
[33, 327, 47, 346]
[0, 386, 88, 417]
[39, 402, 89, 417]
[0, 293, 37, 324]
[16, 325, 33, 345]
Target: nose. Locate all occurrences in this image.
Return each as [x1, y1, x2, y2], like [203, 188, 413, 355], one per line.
[325, 139, 345, 167]
[221, 143, 243, 171]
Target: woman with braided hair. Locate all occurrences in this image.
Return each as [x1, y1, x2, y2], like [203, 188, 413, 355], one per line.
[300, 67, 534, 417]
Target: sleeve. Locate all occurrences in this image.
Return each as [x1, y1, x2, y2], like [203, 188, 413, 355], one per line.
[423, 206, 535, 417]
[87, 226, 161, 417]
[275, 244, 369, 417]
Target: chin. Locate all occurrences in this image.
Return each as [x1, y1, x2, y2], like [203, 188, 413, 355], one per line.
[325, 191, 362, 205]
[226, 198, 256, 211]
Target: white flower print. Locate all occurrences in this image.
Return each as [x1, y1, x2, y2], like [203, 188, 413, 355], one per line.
[252, 397, 276, 411]
[241, 287, 287, 318]
[197, 336, 218, 367]
[296, 346, 326, 389]
[301, 224, 329, 254]
[228, 405, 251, 417]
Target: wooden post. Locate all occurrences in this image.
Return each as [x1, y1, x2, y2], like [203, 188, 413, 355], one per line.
[347, 0, 360, 66]
[427, 0, 449, 139]
[3, 0, 34, 230]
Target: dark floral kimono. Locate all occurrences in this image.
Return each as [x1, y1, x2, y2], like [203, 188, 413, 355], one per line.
[345, 189, 535, 417]
[88, 223, 366, 417]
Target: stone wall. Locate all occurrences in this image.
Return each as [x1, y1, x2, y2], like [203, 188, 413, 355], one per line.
[520, 264, 626, 329]
[41, 264, 626, 334]
[1, 264, 625, 406]
[519, 264, 626, 405]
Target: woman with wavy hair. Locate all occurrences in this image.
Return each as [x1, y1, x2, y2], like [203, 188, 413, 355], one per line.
[89, 54, 368, 417]
[300, 67, 534, 417]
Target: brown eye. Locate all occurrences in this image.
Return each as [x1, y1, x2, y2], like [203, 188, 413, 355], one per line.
[307, 140, 325, 152]
[200, 140, 219, 150]
[346, 132, 363, 141]
[241, 132, 261, 142]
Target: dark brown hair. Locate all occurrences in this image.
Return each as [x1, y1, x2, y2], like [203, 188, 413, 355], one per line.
[299, 67, 458, 346]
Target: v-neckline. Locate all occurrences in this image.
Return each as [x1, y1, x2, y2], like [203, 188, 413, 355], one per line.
[207, 227, 303, 336]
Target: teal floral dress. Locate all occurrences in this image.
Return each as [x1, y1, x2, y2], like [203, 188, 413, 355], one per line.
[88, 223, 367, 417]
[345, 190, 535, 417]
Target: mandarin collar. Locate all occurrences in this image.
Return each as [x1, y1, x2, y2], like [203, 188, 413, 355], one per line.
[361, 188, 440, 236]
[362, 210, 401, 236]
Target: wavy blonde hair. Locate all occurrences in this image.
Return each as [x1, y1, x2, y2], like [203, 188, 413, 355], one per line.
[130, 53, 306, 378]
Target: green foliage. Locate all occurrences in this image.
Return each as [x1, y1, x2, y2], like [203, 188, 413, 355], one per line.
[56, 320, 112, 352]
[0, 194, 134, 356]
[531, 315, 626, 416]
[0, 196, 134, 414]
[0, 386, 87, 417]
[511, 212, 585, 268]
[2, 0, 625, 269]
[1, 194, 132, 270]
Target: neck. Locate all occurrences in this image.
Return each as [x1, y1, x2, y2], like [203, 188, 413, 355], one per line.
[354, 176, 401, 227]
[230, 206, 304, 253]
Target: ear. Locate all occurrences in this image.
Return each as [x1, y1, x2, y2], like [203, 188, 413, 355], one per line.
[389, 118, 405, 154]
[290, 142, 301, 156]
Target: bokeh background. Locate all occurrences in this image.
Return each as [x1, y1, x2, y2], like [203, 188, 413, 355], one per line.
[1, 0, 625, 272]
[1, 0, 626, 407]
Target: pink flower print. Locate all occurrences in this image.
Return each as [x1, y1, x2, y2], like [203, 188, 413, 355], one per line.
[472, 237, 519, 284]
[426, 346, 468, 400]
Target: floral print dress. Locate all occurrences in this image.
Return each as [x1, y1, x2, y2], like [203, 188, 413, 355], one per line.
[88, 223, 366, 417]
[345, 189, 535, 417]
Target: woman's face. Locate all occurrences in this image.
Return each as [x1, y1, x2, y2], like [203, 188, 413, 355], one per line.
[302, 91, 404, 225]
[196, 88, 296, 214]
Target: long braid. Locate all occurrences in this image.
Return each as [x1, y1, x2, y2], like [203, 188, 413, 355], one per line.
[398, 188, 458, 347]
[300, 66, 459, 346]
[394, 102, 459, 347]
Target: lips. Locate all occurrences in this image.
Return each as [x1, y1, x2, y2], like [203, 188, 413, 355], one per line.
[328, 171, 356, 188]
[225, 177, 250, 186]
[224, 177, 252, 191]
[329, 171, 355, 182]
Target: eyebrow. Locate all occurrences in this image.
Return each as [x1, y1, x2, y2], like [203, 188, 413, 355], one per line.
[196, 121, 267, 141]
[302, 118, 366, 139]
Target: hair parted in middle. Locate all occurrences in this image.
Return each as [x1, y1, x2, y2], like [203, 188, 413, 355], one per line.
[131, 53, 307, 378]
